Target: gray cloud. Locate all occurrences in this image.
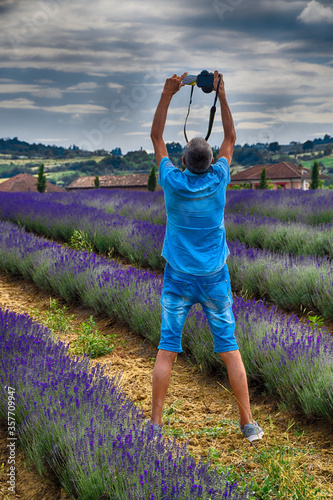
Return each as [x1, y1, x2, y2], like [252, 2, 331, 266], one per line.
[0, 0, 332, 151]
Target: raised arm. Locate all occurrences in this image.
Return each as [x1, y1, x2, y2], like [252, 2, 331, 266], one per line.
[150, 72, 187, 166]
[213, 71, 236, 166]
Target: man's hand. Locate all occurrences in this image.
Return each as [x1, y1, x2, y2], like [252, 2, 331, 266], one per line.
[213, 70, 236, 166]
[151, 72, 188, 166]
[213, 70, 225, 98]
[162, 72, 188, 98]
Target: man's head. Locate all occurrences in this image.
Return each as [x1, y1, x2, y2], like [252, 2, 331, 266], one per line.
[183, 137, 213, 174]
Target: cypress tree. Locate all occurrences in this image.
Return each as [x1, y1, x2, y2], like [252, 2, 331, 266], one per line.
[259, 167, 267, 189]
[36, 163, 46, 193]
[310, 161, 319, 190]
[148, 165, 157, 192]
[94, 175, 100, 189]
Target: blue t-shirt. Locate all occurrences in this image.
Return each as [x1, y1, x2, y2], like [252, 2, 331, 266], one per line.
[158, 156, 230, 275]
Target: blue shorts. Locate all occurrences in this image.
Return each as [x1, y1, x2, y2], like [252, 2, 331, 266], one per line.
[160, 263, 238, 354]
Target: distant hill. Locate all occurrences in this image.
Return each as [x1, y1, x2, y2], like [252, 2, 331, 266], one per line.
[0, 137, 88, 159]
[0, 135, 332, 187]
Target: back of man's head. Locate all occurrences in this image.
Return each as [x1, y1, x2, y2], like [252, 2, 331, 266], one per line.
[184, 137, 213, 174]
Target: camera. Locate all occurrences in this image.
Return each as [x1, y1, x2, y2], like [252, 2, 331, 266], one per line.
[182, 70, 214, 93]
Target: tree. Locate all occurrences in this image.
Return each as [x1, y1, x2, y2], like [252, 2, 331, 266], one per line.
[310, 160, 320, 190]
[303, 140, 314, 152]
[36, 163, 46, 193]
[268, 142, 280, 153]
[111, 147, 122, 156]
[324, 143, 333, 156]
[148, 165, 157, 192]
[259, 168, 268, 189]
[166, 142, 183, 155]
[94, 175, 100, 188]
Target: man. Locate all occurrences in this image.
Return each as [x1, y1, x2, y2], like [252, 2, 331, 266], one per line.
[150, 71, 263, 443]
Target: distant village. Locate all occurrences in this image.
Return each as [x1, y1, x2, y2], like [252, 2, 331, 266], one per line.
[0, 135, 332, 192]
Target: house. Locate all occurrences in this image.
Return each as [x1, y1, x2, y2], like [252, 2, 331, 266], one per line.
[230, 162, 328, 190]
[0, 173, 65, 192]
[67, 173, 161, 191]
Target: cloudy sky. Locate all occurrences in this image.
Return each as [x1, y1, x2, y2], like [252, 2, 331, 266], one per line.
[0, 0, 332, 153]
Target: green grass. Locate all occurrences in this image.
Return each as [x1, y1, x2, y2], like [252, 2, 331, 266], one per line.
[297, 154, 333, 169]
[210, 419, 329, 500]
[72, 316, 116, 358]
[29, 300, 116, 359]
[162, 404, 330, 499]
[29, 298, 74, 337]
[45, 170, 87, 181]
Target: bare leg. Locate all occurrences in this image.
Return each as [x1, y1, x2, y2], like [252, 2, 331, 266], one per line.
[219, 349, 252, 428]
[151, 349, 177, 425]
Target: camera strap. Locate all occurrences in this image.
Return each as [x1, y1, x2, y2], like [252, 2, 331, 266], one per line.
[184, 75, 221, 143]
[183, 85, 194, 144]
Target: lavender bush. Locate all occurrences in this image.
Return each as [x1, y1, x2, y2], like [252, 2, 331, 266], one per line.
[0, 220, 332, 422]
[225, 213, 333, 259]
[225, 189, 333, 225]
[227, 240, 333, 319]
[0, 307, 247, 499]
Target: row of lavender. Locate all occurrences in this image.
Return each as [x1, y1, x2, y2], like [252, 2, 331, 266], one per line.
[2, 191, 332, 258]
[0, 192, 332, 318]
[29, 188, 333, 226]
[0, 220, 332, 423]
[58, 188, 333, 258]
[226, 189, 333, 226]
[0, 308, 246, 500]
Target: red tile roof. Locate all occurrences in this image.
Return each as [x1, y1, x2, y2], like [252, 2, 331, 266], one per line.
[0, 173, 65, 192]
[67, 173, 160, 190]
[230, 162, 316, 181]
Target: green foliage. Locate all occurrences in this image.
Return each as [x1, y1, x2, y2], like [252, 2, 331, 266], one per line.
[307, 314, 325, 328]
[259, 167, 267, 189]
[29, 299, 74, 337]
[72, 316, 115, 358]
[228, 183, 251, 190]
[148, 164, 157, 192]
[68, 230, 94, 252]
[310, 160, 320, 189]
[45, 299, 74, 334]
[232, 145, 268, 166]
[36, 163, 46, 193]
[94, 175, 100, 188]
[303, 140, 314, 151]
[268, 141, 280, 153]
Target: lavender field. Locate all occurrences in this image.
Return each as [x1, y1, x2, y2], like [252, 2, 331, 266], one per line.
[0, 307, 247, 500]
[0, 188, 332, 499]
[0, 190, 332, 318]
[0, 218, 332, 423]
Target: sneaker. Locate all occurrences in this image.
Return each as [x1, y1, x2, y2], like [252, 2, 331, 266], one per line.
[240, 421, 264, 443]
[143, 421, 163, 438]
[152, 423, 163, 435]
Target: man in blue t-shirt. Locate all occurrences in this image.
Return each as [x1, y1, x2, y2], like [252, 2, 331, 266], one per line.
[150, 71, 264, 443]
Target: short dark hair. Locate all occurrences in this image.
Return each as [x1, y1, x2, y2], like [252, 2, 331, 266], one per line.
[184, 137, 213, 174]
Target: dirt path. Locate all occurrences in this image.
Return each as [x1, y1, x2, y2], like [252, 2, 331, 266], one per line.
[0, 269, 332, 499]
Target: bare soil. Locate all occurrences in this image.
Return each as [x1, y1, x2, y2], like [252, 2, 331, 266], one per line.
[0, 269, 332, 499]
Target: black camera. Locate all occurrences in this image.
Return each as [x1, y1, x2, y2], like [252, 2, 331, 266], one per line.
[182, 70, 221, 143]
[182, 70, 214, 93]
[196, 70, 214, 93]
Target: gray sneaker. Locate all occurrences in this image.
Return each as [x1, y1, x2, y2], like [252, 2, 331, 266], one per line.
[152, 423, 163, 435]
[240, 421, 264, 443]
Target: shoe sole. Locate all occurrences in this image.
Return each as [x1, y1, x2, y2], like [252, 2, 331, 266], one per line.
[246, 430, 264, 442]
